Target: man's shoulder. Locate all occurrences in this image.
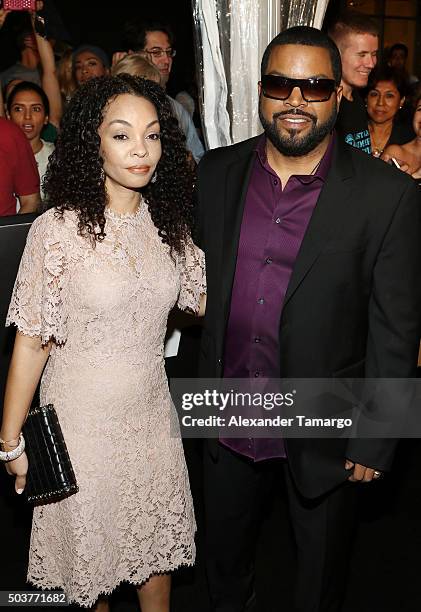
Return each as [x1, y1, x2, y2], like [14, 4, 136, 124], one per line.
[167, 95, 186, 120]
[335, 139, 415, 192]
[199, 135, 260, 170]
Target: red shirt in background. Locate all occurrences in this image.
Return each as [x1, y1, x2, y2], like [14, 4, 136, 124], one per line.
[0, 117, 40, 216]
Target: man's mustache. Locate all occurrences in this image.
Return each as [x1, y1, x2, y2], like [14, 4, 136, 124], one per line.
[273, 109, 317, 125]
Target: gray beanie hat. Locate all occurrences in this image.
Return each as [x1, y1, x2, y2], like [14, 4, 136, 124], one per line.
[72, 44, 110, 69]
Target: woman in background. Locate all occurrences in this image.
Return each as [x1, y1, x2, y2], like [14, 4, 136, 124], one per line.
[111, 52, 162, 84]
[366, 66, 413, 158]
[382, 91, 421, 174]
[7, 81, 54, 196]
[56, 48, 77, 106]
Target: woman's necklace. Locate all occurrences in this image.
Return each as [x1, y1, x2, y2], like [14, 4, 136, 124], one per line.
[369, 124, 392, 158]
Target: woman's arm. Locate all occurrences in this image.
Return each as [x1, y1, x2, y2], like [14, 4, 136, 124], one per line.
[34, 29, 62, 128]
[198, 293, 206, 318]
[0, 333, 52, 492]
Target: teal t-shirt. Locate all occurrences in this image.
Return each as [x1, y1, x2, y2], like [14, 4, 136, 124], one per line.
[41, 122, 58, 143]
[336, 91, 371, 155]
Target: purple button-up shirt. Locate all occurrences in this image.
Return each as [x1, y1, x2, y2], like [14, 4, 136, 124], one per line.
[221, 134, 334, 461]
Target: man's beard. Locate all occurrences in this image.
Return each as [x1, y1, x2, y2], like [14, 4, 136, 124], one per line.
[258, 101, 337, 157]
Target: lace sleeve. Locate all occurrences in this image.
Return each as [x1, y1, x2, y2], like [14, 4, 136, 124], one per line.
[6, 212, 68, 345]
[177, 238, 206, 315]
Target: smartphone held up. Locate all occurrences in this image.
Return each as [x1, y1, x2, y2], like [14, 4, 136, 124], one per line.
[2, 0, 36, 10]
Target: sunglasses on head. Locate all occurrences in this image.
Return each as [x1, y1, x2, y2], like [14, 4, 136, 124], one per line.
[260, 75, 337, 102]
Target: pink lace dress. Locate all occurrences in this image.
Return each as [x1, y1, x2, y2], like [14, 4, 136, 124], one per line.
[6, 204, 205, 607]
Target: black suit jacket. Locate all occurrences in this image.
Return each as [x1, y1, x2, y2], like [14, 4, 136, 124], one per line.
[196, 134, 421, 498]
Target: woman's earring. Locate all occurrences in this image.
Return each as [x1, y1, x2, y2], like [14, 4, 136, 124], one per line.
[100, 168, 105, 180]
[151, 171, 158, 184]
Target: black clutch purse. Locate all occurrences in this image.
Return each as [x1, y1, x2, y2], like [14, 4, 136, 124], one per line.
[23, 404, 78, 504]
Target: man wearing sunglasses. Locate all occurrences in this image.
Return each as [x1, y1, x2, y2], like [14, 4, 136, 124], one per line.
[328, 11, 379, 154]
[196, 26, 420, 612]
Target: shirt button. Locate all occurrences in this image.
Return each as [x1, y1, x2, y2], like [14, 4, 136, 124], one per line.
[273, 179, 279, 186]
[257, 297, 264, 304]
[254, 337, 261, 343]
[254, 371, 260, 377]
[275, 217, 281, 224]
[265, 257, 272, 264]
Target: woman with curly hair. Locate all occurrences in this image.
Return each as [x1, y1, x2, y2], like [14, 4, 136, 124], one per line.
[0, 74, 205, 610]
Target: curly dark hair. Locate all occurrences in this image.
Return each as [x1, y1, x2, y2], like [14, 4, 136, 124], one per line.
[43, 74, 194, 253]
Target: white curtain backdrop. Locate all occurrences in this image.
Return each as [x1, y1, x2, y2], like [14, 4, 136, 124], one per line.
[194, 0, 232, 149]
[281, 0, 330, 29]
[230, 1, 282, 142]
[312, 0, 330, 30]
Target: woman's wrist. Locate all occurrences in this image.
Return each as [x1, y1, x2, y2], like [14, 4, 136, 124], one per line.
[0, 433, 22, 449]
[0, 433, 25, 461]
[1, 441, 19, 452]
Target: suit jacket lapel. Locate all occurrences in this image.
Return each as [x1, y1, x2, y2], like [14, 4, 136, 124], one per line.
[283, 139, 355, 307]
[221, 141, 257, 317]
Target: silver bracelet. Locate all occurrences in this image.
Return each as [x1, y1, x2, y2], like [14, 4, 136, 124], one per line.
[0, 433, 25, 462]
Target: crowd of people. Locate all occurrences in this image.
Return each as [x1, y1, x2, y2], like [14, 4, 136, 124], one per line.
[0, 5, 204, 218]
[0, 4, 420, 612]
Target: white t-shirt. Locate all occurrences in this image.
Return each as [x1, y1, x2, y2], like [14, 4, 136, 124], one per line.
[35, 140, 55, 198]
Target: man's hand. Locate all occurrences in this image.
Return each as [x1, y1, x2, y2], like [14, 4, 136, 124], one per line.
[345, 459, 382, 482]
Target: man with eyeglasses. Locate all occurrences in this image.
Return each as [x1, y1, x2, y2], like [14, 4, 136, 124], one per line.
[122, 19, 176, 87]
[196, 26, 420, 612]
[123, 18, 204, 163]
[328, 11, 379, 154]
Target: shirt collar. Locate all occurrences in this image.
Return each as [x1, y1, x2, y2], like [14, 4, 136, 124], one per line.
[255, 132, 335, 184]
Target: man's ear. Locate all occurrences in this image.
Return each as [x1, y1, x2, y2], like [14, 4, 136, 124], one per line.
[336, 84, 343, 106]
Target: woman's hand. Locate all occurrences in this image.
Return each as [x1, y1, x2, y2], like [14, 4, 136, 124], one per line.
[5, 452, 28, 495]
[411, 165, 421, 180]
[380, 152, 412, 174]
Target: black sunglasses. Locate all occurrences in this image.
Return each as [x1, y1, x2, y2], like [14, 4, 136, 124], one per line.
[261, 75, 337, 102]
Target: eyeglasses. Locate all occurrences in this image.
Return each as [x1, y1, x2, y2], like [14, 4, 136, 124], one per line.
[260, 75, 337, 102]
[145, 48, 176, 59]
